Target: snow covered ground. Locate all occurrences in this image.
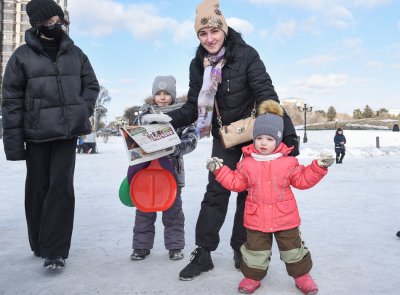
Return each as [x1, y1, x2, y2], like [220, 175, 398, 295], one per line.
[1, 130, 400, 295]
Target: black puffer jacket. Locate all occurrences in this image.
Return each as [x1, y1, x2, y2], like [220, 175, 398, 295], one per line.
[168, 28, 298, 155]
[1, 29, 99, 160]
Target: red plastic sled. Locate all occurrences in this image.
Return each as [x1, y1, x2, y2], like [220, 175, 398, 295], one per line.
[130, 159, 177, 212]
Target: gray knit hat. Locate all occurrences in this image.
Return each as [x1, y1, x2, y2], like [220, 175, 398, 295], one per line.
[152, 76, 176, 102]
[253, 113, 284, 146]
[26, 0, 65, 27]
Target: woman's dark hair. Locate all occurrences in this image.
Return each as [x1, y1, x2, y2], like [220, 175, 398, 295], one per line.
[61, 18, 70, 27]
[195, 27, 244, 66]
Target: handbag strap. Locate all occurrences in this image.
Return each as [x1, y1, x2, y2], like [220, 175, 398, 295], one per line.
[214, 100, 256, 129]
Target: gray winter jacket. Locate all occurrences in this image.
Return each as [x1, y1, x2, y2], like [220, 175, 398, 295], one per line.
[142, 101, 198, 187]
[168, 124, 198, 187]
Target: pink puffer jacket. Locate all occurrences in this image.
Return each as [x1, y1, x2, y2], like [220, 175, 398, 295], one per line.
[215, 143, 327, 233]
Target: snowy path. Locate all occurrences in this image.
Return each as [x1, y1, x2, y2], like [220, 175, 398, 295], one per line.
[1, 131, 399, 294]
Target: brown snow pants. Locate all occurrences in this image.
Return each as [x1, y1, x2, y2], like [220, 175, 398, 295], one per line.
[240, 227, 312, 281]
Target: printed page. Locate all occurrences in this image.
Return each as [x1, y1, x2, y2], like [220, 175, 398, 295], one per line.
[123, 124, 181, 153]
[119, 127, 174, 166]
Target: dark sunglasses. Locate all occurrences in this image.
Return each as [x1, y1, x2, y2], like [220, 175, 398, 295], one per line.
[45, 22, 63, 29]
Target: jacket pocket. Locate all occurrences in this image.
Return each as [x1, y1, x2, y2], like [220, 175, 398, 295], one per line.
[244, 202, 260, 227]
[275, 199, 298, 227]
[24, 98, 42, 129]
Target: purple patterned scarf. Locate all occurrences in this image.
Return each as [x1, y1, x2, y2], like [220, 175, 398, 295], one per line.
[196, 47, 225, 139]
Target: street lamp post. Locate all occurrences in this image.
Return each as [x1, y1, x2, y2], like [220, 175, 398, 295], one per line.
[297, 103, 313, 143]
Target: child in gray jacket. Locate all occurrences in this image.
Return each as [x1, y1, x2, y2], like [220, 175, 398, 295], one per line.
[131, 76, 198, 261]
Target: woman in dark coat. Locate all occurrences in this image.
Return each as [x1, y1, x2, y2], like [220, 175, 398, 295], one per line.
[334, 128, 346, 163]
[1, 0, 99, 270]
[165, 0, 298, 280]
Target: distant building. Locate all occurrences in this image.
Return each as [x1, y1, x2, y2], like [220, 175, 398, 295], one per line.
[281, 98, 304, 107]
[0, 0, 69, 103]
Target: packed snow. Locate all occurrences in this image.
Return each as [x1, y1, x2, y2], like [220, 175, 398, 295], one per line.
[1, 130, 399, 295]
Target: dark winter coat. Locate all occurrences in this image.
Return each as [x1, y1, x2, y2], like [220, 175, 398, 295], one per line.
[168, 28, 298, 155]
[334, 132, 346, 153]
[1, 28, 99, 161]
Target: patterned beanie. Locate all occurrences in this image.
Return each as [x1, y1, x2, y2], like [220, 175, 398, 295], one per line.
[194, 0, 228, 36]
[253, 100, 284, 147]
[26, 0, 65, 27]
[152, 76, 176, 102]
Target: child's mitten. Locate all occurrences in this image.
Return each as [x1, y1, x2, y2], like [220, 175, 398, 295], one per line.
[206, 157, 224, 172]
[317, 152, 335, 168]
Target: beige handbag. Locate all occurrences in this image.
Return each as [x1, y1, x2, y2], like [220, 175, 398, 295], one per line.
[215, 101, 256, 149]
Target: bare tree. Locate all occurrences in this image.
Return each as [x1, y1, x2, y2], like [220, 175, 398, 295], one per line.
[94, 86, 111, 131]
[124, 106, 141, 125]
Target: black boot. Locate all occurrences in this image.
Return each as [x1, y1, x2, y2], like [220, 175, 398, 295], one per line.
[396, 231, 400, 238]
[179, 247, 214, 280]
[44, 256, 65, 269]
[233, 249, 242, 270]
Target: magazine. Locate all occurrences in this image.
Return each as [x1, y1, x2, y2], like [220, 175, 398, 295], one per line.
[120, 123, 181, 166]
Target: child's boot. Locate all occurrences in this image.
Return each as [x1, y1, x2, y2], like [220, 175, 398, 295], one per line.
[294, 273, 318, 295]
[169, 249, 184, 260]
[238, 277, 261, 294]
[130, 249, 150, 260]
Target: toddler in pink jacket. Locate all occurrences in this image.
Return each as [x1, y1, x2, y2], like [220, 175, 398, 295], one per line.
[206, 100, 334, 295]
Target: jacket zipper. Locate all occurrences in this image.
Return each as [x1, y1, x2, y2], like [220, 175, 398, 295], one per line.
[54, 53, 70, 136]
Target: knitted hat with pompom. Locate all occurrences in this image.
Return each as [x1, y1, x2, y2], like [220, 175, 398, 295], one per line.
[253, 100, 284, 146]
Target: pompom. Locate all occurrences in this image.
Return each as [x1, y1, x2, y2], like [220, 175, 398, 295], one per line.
[257, 100, 284, 117]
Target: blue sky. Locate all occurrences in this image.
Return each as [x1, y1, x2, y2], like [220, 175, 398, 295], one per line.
[67, 0, 400, 122]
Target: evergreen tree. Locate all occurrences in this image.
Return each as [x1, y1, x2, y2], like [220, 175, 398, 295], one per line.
[376, 108, 388, 117]
[363, 105, 374, 118]
[326, 106, 336, 121]
[353, 108, 364, 119]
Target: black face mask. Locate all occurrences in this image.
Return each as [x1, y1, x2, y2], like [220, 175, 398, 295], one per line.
[40, 23, 63, 39]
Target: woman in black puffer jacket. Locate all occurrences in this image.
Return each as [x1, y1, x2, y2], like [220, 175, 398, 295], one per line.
[1, 0, 99, 270]
[169, 0, 298, 281]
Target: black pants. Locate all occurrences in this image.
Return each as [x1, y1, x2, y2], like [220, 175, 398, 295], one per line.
[25, 138, 77, 258]
[336, 150, 345, 163]
[195, 138, 247, 251]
